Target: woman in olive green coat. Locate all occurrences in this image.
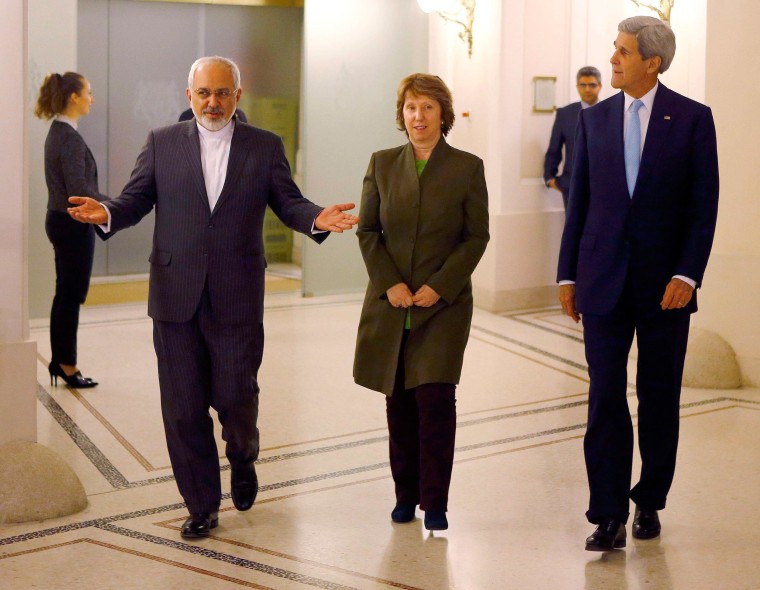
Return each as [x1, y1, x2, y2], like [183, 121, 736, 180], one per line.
[354, 74, 489, 531]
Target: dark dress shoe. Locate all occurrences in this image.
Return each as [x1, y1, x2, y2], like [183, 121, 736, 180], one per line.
[231, 465, 258, 511]
[585, 518, 626, 551]
[181, 512, 219, 539]
[391, 503, 416, 523]
[632, 506, 661, 539]
[424, 510, 448, 531]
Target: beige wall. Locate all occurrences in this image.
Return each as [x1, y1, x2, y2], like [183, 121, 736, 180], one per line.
[698, 0, 760, 385]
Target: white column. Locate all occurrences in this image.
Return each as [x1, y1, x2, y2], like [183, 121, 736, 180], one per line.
[0, 0, 37, 445]
[697, 0, 760, 385]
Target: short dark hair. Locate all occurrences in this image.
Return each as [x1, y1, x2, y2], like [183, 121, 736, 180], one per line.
[576, 66, 602, 84]
[396, 73, 455, 137]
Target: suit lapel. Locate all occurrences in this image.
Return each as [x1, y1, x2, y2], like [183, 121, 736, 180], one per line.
[607, 93, 627, 190]
[634, 84, 673, 197]
[419, 136, 449, 185]
[399, 141, 421, 200]
[179, 122, 210, 210]
[212, 124, 250, 216]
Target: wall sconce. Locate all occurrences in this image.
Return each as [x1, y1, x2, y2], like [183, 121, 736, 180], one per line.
[418, 0, 476, 59]
[629, 0, 674, 23]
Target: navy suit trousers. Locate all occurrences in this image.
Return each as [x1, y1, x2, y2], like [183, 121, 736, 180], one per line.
[581, 282, 690, 524]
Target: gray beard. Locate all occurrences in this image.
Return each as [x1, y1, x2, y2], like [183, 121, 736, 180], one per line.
[197, 113, 232, 131]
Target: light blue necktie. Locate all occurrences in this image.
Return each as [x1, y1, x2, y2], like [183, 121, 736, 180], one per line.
[625, 99, 644, 197]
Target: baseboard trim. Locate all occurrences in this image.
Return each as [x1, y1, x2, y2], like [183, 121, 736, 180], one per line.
[474, 285, 558, 313]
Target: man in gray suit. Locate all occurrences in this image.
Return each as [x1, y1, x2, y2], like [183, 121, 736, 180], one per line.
[68, 56, 358, 538]
[544, 66, 602, 209]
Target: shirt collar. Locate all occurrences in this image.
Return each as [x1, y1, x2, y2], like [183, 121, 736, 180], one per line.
[54, 114, 78, 130]
[196, 117, 235, 141]
[624, 81, 658, 112]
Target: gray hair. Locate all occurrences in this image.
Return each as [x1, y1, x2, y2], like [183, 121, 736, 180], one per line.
[576, 66, 602, 84]
[187, 56, 241, 89]
[618, 16, 676, 74]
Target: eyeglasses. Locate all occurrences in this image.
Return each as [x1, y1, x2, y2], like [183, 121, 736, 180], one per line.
[577, 83, 600, 89]
[192, 88, 237, 99]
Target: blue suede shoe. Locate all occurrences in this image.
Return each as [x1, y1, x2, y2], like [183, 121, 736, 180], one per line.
[424, 510, 448, 531]
[391, 503, 416, 523]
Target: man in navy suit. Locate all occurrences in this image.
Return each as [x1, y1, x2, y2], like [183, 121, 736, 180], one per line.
[544, 66, 602, 209]
[557, 17, 719, 551]
[68, 56, 358, 539]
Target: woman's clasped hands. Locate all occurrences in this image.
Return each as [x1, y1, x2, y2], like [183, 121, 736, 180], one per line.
[386, 283, 440, 309]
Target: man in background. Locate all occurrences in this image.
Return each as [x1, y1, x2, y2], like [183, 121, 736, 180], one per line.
[544, 66, 602, 210]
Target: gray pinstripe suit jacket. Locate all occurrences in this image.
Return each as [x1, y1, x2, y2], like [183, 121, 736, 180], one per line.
[103, 120, 327, 324]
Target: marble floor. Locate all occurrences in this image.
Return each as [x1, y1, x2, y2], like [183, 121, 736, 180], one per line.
[2, 281, 760, 589]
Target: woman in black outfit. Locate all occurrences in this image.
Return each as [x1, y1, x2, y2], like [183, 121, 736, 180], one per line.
[35, 72, 106, 388]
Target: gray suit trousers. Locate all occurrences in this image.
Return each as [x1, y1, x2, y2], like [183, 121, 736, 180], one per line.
[153, 286, 263, 513]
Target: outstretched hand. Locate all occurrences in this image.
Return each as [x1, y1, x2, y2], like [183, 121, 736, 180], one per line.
[68, 196, 108, 225]
[315, 203, 359, 233]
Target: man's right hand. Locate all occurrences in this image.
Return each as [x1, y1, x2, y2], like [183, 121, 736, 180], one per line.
[559, 284, 580, 323]
[547, 178, 560, 192]
[68, 196, 107, 225]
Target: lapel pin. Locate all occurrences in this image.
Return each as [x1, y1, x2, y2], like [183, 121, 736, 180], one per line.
[664, 115, 671, 120]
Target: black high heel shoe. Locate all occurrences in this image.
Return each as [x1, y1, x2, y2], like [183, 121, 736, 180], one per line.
[48, 362, 98, 388]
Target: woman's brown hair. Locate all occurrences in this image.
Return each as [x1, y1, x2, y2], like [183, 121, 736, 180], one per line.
[34, 72, 85, 120]
[396, 73, 455, 137]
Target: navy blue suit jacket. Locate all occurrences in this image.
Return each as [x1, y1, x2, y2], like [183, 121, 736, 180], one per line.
[543, 101, 582, 196]
[557, 84, 719, 316]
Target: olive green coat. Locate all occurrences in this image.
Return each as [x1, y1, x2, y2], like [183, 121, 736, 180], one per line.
[353, 139, 490, 395]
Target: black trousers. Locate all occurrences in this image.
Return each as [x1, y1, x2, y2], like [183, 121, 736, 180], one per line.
[386, 332, 457, 512]
[582, 286, 690, 524]
[45, 211, 95, 367]
[152, 286, 262, 514]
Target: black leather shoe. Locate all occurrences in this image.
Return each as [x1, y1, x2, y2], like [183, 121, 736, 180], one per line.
[231, 464, 258, 511]
[424, 510, 448, 531]
[391, 503, 416, 523]
[632, 506, 661, 539]
[180, 512, 218, 539]
[585, 518, 626, 551]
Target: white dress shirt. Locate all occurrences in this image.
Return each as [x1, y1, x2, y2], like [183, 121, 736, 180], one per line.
[54, 114, 78, 130]
[623, 82, 658, 158]
[197, 119, 234, 212]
